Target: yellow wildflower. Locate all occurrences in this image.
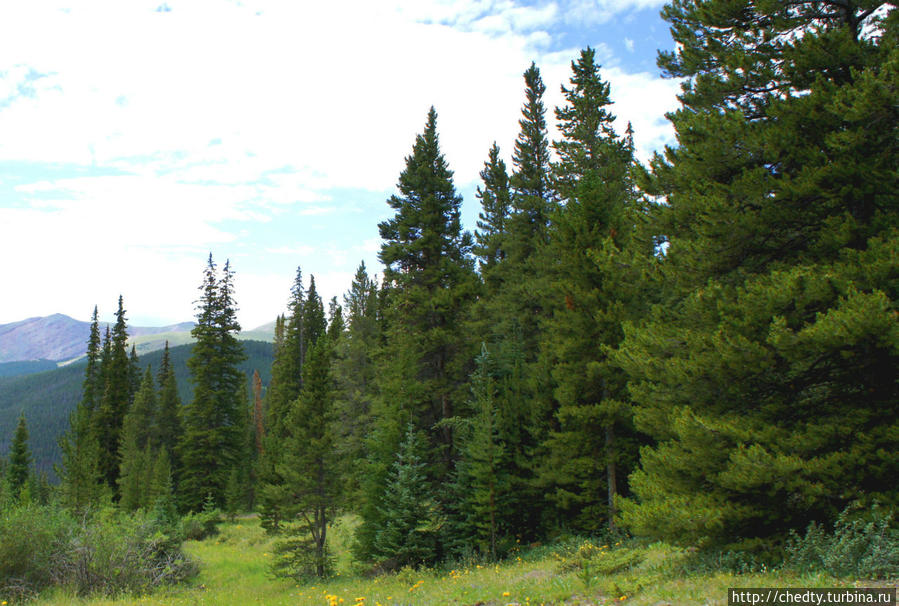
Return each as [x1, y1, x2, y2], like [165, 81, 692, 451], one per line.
[503, 591, 511, 597]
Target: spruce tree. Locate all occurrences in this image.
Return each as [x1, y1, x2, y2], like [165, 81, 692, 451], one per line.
[6, 413, 32, 499]
[474, 142, 511, 273]
[268, 267, 307, 441]
[333, 262, 380, 502]
[372, 424, 440, 568]
[156, 342, 182, 463]
[271, 334, 341, 578]
[473, 62, 556, 541]
[58, 307, 105, 510]
[375, 106, 477, 470]
[507, 62, 552, 263]
[361, 107, 477, 560]
[118, 368, 158, 510]
[81, 306, 103, 412]
[94, 295, 132, 492]
[178, 255, 247, 511]
[615, 0, 899, 547]
[538, 47, 646, 532]
[454, 346, 508, 560]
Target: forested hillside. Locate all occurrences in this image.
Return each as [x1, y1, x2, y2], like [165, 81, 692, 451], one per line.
[0, 339, 273, 474]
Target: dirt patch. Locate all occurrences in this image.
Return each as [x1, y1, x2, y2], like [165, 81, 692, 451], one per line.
[515, 569, 554, 583]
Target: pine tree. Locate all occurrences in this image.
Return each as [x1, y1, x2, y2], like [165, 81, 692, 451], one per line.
[372, 424, 441, 567]
[472, 62, 556, 541]
[129, 344, 141, 400]
[376, 106, 477, 471]
[271, 334, 341, 578]
[81, 306, 103, 412]
[252, 369, 264, 457]
[615, 1, 899, 547]
[259, 274, 326, 533]
[454, 346, 508, 560]
[268, 268, 307, 441]
[361, 107, 477, 559]
[156, 342, 182, 463]
[333, 262, 380, 502]
[58, 307, 105, 510]
[327, 297, 344, 342]
[474, 142, 511, 273]
[94, 295, 133, 492]
[178, 255, 247, 511]
[6, 413, 32, 499]
[507, 62, 553, 265]
[118, 369, 158, 510]
[57, 403, 104, 510]
[537, 47, 646, 532]
[147, 448, 174, 507]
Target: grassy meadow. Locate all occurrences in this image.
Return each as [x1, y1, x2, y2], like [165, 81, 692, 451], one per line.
[28, 516, 875, 606]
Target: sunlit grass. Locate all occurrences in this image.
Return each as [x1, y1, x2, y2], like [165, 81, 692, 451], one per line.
[32, 517, 852, 606]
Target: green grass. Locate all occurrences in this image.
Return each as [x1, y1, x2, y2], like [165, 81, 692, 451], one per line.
[31, 518, 861, 606]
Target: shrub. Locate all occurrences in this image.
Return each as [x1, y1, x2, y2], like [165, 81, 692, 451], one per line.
[180, 508, 222, 541]
[0, 503, 74, 601]
[0, 502, 197, 601]
[785, 506, 899, 579]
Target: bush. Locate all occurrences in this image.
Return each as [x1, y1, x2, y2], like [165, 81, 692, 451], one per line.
[0, 503, 74, 601]
[785, 505, 899, 579]
[180, 509, 222, 541]
[0, 502, 198, 601]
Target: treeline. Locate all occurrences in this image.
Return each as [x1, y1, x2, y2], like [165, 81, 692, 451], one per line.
[255, 0, 897, 577]
[2, 0, 896, 588]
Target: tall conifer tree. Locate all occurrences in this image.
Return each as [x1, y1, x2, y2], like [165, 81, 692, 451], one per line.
[539, 48, 645, 532]
[6, 413, 32, 499]
[94, 295, 133, 492]
[58, 307, 105, 510]
[474, 143, 511, 273]
[156, 342, 182, 463]
[615, 1, 898, 547]
[178, 255, 247, 511]
[359, 107, 477, 560]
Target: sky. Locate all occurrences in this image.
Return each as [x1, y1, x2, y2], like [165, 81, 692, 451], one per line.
[0, 0, 682, 329]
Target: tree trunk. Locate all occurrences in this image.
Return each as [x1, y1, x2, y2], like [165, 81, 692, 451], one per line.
[606, 424, 617, 531]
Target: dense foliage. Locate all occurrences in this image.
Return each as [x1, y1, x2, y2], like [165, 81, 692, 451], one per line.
[2, 0, 895, 596]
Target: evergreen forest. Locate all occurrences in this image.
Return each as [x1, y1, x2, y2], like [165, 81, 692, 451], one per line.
[1, 1, 897, 602]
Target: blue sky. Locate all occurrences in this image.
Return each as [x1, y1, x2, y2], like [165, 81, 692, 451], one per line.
[0, 0, 681, 329]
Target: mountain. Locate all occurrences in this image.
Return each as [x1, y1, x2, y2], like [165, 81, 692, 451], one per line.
[0, 314, 276, 368]
[0, 339, 274, 477]
[0, 314, 195, 364]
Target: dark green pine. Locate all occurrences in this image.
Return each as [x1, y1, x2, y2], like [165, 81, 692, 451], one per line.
[474, 142, 511, 273]
[81, 306, 103, 412]
[267, 267, 305, 443]
[360, 107, 477, 560]
[507, 62, 552, 264]
[178, 255, 247, 512]
[156, 342, 183, 462]
[332, 262, 380, 503]
[6, 412, 32, 498]
[376, 106, 477, 461]
[615, 0, 899, 547]
[94, 295, 133, 492]
[274, 333, 341, 578]
[538, 47, 646, 533]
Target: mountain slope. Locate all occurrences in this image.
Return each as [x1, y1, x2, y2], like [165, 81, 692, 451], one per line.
[0, 314, 195, 363]
[0, 340, 274, 476]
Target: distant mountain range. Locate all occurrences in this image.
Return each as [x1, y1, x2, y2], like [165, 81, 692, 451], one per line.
[0, 314, 275, 368]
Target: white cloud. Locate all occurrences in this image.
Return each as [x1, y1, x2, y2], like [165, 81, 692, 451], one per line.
[0, 0, 680, 327]
[563, 0, 667, 25]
